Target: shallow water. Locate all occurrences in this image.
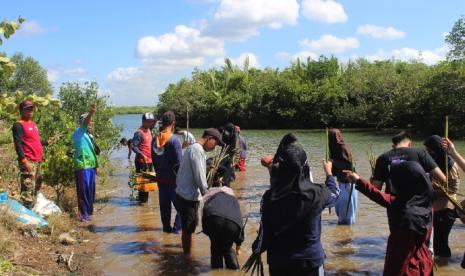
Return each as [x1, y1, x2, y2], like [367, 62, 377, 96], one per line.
[91, 114, 465, 275]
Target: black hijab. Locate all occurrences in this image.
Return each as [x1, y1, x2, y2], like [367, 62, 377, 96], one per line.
[423, 135, 454, 174]
[388, 161, 433, 235]
[262, 133, 330, 238]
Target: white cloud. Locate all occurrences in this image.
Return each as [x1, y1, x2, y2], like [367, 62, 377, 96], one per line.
[366, 47, 447, 65]
[46, 65, 88, 84]
[15, 20, 57, 38]
[275, 51, 317, 62]
[299, 35, 359, 53]
[203, 0, 300, 41]
[187, 0, 219, 4]
[275, 51, 292, 61]
[214, 52, 260, 68]
[301, 0, 347, 24]
[106, 66, 163, 106]
[136, 25, 224, 70]
[63, 67, 86, 77]
[357, 24, 405, 40]
[47, 69, 59, 83]
[292, 51, 318, 62]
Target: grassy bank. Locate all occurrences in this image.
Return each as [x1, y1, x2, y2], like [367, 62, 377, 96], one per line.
[112, 106, 157, 115]
[0, 117, 114, 275]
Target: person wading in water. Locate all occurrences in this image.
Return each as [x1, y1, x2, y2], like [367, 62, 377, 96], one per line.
[175, 128, 224, 255]
[424, 135, 460, 260]
[202, 186, 244, 270]
[443, 138, 465, 269]
[131, 113, 155, 203]
[345, 161, 434, 276]
[329, 128, 358, 225]
[152, 111, 182, 233]
[252, 133, 340, 276]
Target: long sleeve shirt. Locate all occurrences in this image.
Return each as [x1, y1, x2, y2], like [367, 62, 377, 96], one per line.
[72, 123, 98, 170]
[356, 178, 394, 208]
[12, 121, 47, 162]
[175, 143, 208, 201]
[253, 175, 340, 268]
[324, 175, 341, 208]
[152, 135, 182, 185]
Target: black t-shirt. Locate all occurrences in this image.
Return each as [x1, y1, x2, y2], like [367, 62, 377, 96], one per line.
[331, 158, 353, 183]
[373, 147, 437, 194]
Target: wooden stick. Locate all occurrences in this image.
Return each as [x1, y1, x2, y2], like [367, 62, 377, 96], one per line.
[186, 106, 189, 134]
[445, 116, 449, 192]
[325, 127, 329, 161]
[346, 154, 355, 217]
[433, 182, 464, 213]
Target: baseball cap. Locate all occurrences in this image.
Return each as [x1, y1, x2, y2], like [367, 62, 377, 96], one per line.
[79, 113, 89, 125]
[19, 100, 34, 110]
[142, 112, 155, 121]
[203, 128, 225, 146]
[161, 111, 175, 126]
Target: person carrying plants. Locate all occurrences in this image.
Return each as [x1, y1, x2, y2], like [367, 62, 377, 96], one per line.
[12, 100, 49, 208]
[131, 112, 156, 203]
[443, 138, 465, 269]
[424, 135, 460, 259]
[72, 103, 98, 222]
[329, 128, 358, 225]
[176, 128, 224, 255]
[345, 162, 434, 275]
[251, 133, 340, 276]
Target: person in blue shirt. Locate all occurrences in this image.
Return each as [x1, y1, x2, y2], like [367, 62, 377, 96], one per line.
[152, 111, 182, 233]
[72, 104, 98, 222]
[252, 133, 340, 276]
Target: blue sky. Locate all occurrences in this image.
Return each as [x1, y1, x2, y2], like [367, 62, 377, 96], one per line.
[2, 0, 464, 106]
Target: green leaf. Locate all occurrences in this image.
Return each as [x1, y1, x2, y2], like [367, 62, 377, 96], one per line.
[0, 56, 10, 63]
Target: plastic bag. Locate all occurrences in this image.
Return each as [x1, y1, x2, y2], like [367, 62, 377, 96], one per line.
[32, 193, 61, 217]
[0, 192, 48, 227]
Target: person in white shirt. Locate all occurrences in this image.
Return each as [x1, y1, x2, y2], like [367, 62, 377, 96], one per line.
[175, 127, 196, 149]
[175, 128, 224, 255]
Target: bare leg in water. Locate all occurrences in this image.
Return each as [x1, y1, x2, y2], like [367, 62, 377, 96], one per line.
[182, 231, 194, 255]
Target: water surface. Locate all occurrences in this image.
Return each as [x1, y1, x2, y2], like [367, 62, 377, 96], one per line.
[91, 114, 465, 275]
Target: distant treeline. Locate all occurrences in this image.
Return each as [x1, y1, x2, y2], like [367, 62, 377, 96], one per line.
[157, 57, 465, 137]
[112, 106, 157, 115]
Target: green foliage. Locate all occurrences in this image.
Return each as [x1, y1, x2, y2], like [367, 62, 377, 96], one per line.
[1, 81, 120, 205]
[112, 106, 156, 115]
[59, 81, 121, 158]
[0, 91, 60, 120]
[0, 53, 53, 96]
[37, 110, 75, 205]
[39, 81, 120, 205]
[0, 17, 24, 81]
[158, 56, 465, 137]
[446, 15, 465, 61]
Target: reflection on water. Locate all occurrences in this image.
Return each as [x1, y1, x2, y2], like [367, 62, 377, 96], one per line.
[90, 115, 465, 275]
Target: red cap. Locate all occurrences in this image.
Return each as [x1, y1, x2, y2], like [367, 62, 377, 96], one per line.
[19, 100, 34, 110]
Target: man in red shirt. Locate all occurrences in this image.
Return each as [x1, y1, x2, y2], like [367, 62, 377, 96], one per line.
[131, 113, 155, 203]
[12, 100, 48, 207]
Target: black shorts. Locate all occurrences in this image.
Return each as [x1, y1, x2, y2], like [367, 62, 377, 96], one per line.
[176, 194, 200, 233]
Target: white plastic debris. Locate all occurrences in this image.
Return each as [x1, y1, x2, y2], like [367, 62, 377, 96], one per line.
[32, 193, 62, 217]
